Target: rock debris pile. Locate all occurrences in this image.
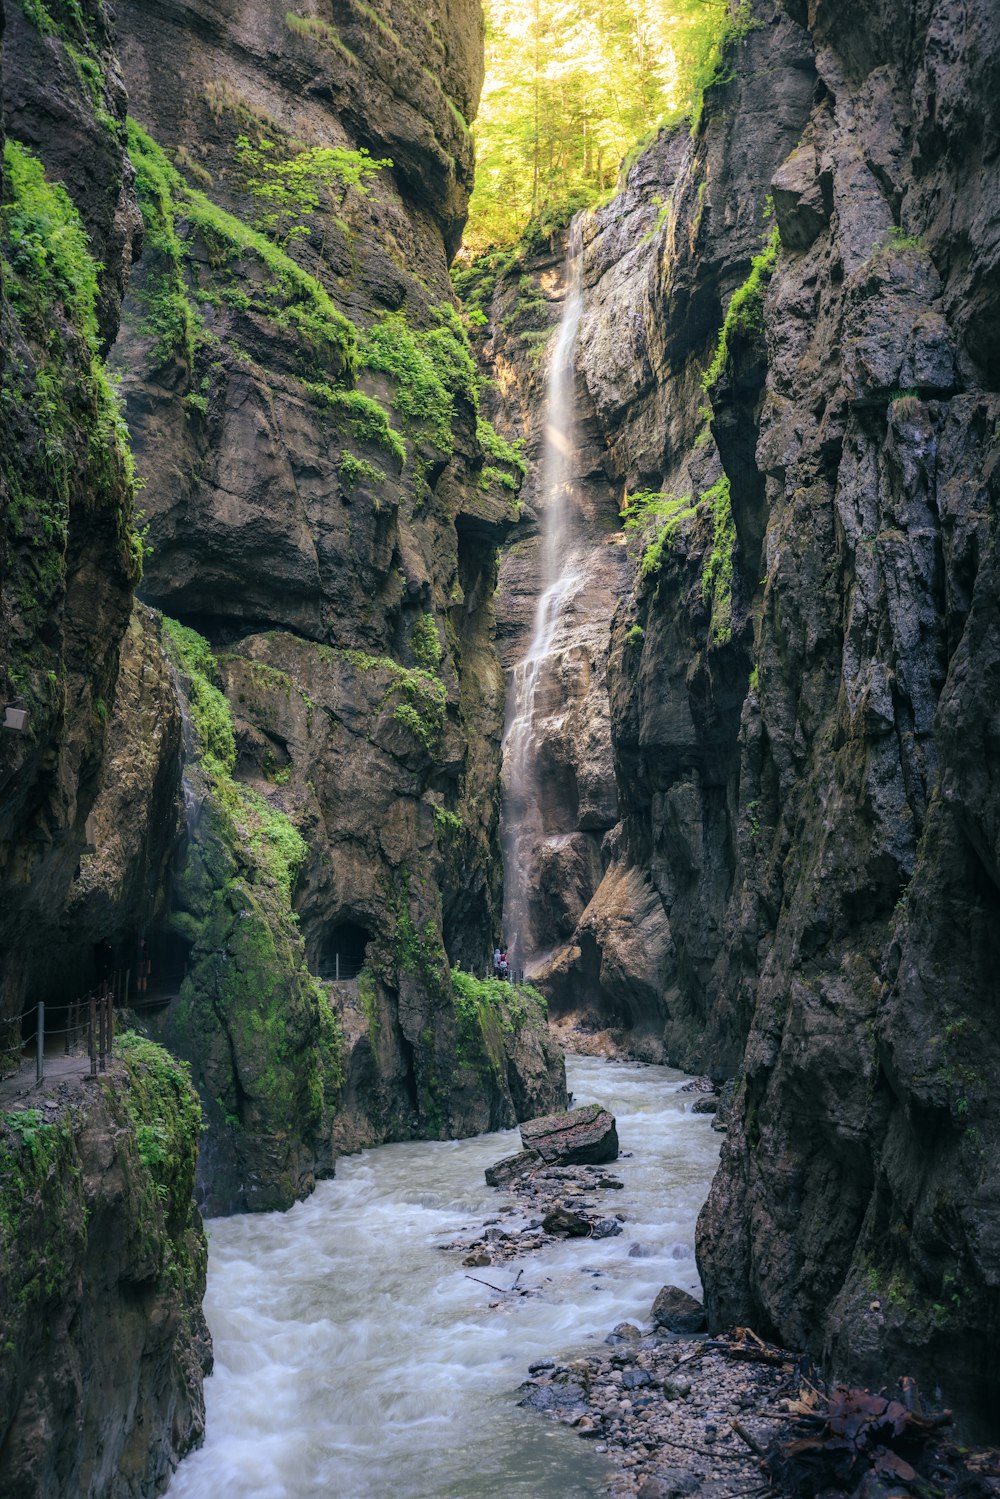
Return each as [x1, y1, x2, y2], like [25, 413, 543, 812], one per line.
[520, 1330, 1000, 1499]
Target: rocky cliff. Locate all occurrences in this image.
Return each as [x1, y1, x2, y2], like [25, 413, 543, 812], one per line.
[0, 1037, 209, 1498]
[2, 0, 563, 1224]
[103, 0, 563, 1208]
[474, 0, 999, 1434]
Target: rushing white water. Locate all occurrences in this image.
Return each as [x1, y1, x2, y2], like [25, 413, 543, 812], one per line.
[502, 220, 587, 968]
[168, 1056, 720, 1499]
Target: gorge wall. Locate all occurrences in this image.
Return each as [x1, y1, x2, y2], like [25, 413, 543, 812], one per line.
[2, 0, 563, 1226]
[478, 0, 999, 1433]
[1, 0, 560, 1486]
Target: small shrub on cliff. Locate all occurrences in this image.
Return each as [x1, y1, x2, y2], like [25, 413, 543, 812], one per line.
[233, 134, 391, 247]
[284, 10, 356, 65]
[621, 488, 698, 578]
[410, 613, 443, 674]
[701, 475, 736, 646]
[359, 304, 479, 455]
[702, 225, 780, 395]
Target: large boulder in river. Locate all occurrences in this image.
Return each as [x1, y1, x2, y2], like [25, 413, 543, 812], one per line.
[520, 1103, 619, 1165]
[651, 1285, 707, 1334]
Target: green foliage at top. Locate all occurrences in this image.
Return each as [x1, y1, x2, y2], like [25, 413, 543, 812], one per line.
[233, 135, 391, 247]
[450, 968, 548, 1078]
[621, 488, 699, 578]
[702, 224, 780, 393]
[465, 0, 739, 254]
[3, 139, 101, 348]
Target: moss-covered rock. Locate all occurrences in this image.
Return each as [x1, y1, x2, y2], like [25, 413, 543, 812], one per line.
[0, 1037, 210, 1498]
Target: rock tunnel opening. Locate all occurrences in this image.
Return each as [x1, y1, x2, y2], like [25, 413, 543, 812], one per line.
[319, 921, 372, 982]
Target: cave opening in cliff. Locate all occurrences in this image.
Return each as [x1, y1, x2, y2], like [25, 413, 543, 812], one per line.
[133, 929, 193, 1008]
[319, 921, 372, 981]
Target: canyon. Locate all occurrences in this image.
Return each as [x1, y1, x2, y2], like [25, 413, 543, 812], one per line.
[0, 0, 998, 1491]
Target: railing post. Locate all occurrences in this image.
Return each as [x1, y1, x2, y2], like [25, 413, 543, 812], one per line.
[64, 998, 71, 1056]
[107, 986, 113, 1061]
[336, 952, 340, 983]
[89, 993, 97, 1078]
[36, 1002, 44, 1085]
[98, 989, 106, 1073]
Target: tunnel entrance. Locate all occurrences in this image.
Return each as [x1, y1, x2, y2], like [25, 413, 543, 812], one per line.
[319, 922, 371, 982]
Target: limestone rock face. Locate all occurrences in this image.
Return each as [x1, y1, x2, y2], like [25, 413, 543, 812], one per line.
[0, 1, 145, 1038]
[0, 1041, 210, 1499]
[478, 0, 1000, 1433]
[690, 0, 1000, 1434]
[481, 5, 814, 1055]
[83, 0, 555, 1208]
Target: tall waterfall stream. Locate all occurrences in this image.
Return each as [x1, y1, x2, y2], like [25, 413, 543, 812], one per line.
[169, 1057, 720, 1497]
[502, 220, 589, 970]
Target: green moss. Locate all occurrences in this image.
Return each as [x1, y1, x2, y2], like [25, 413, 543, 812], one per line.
[410, 613, 442, 673]
[0, 1033, 204, 1367]
[306, 382, 406, 465]
[476, 417, 526, 498]
[127, 120, 358, 383]
[161, 619, 341, 1162]
[358, 304, 479, 455]
[700, 475, 736, 646]
[315, 641, 447, 756]
[161, 617, 236, 772]
[357, 968, 380, 1041]
[126, 119, 209, 370]
[450, 969, 548, 1079]
[703, 225, 780, 394]
[1, 137, 143, 722]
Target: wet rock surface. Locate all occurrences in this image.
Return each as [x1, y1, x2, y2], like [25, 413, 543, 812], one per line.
[0, 1045, 210, 1499]
[479, 0, 1000, 1435]
[521, 1102, 620, 1165]
[454, 1159, 629, 1267]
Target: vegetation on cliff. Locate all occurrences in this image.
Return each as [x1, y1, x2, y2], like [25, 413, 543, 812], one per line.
[160, 618, 344, 1212]
[1, 138, 143, 718]
[0, 1038, 209, 1493]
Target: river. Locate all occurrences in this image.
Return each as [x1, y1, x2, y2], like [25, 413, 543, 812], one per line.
[168, 1055, 721, 1498]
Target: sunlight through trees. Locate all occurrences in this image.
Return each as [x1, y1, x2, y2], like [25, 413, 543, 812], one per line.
[465, 0, 740, 254]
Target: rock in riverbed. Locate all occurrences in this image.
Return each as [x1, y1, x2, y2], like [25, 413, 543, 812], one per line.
[486, 1102, 619, 1187]
[651, 1285, 707, 1333]
[522, 1102, 619, 1164]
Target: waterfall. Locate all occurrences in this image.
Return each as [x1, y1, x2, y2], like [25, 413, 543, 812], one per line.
[502, 219, 586, 970]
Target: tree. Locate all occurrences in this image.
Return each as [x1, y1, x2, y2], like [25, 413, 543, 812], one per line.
[234, 136, 392, 247]
[464, 0, 736, 255]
